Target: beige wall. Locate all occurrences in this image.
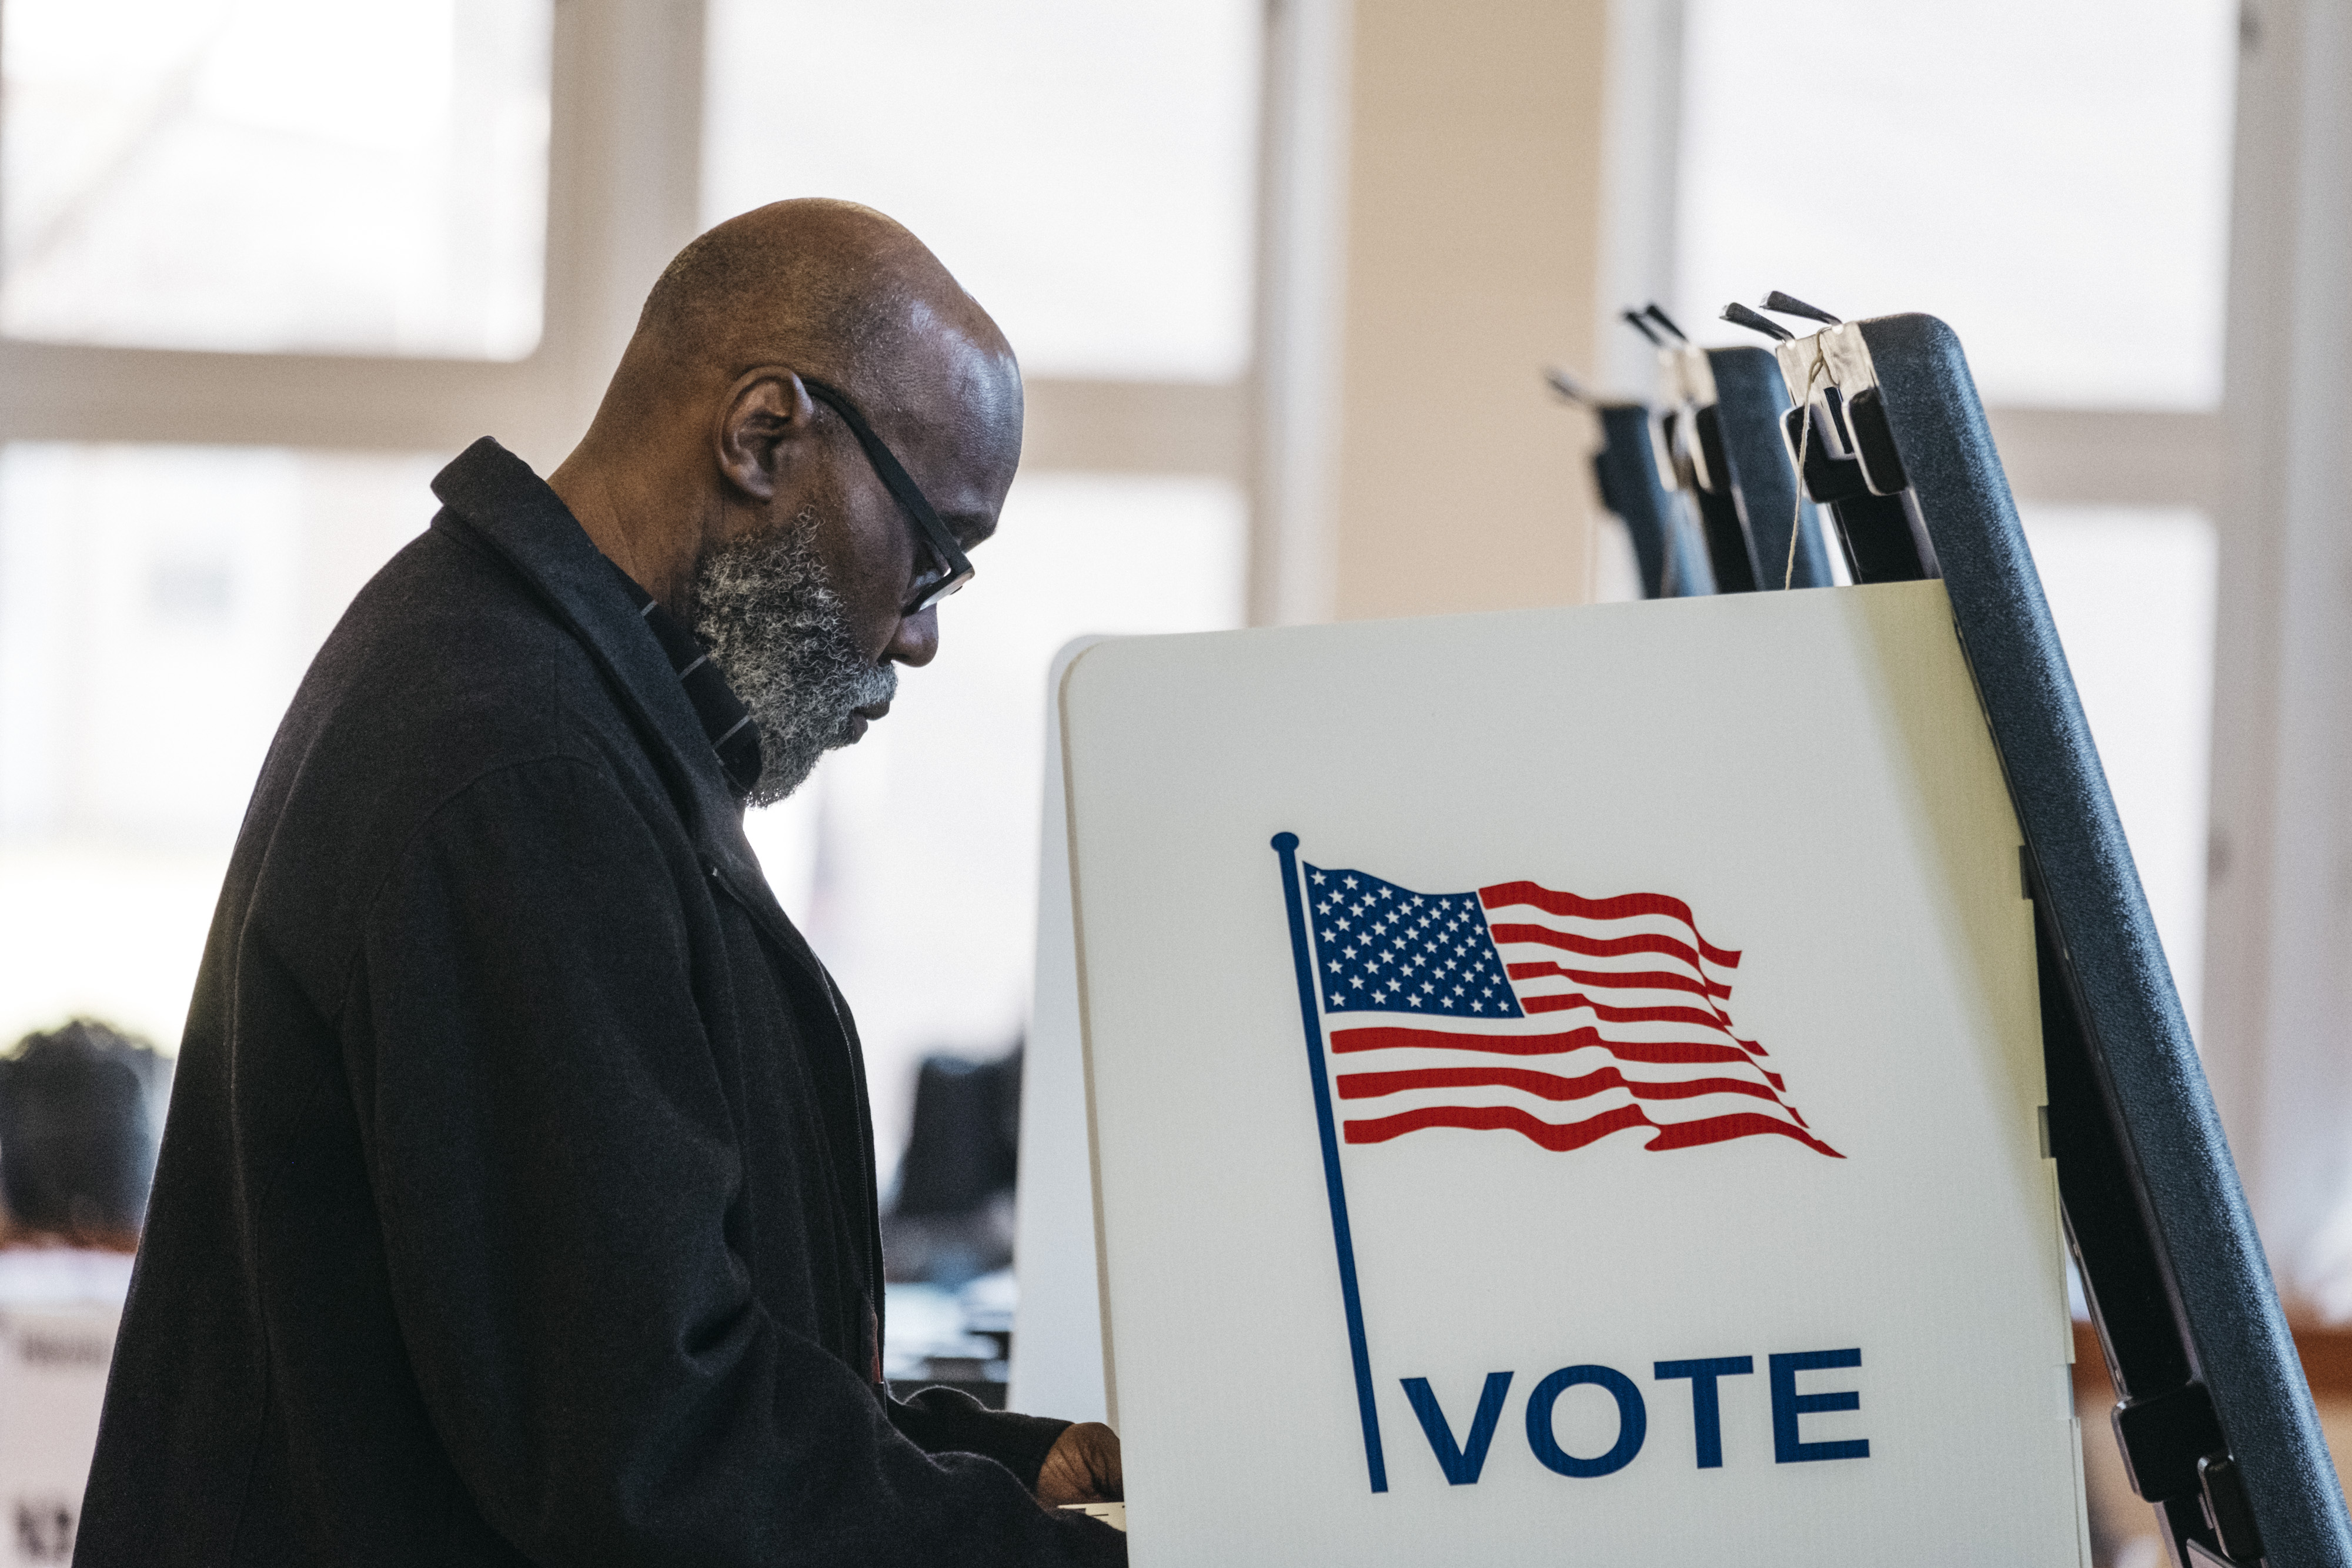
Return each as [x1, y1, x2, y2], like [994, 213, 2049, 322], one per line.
[1327, 0, 1612, 620]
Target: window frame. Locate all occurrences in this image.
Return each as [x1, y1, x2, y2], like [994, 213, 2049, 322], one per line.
[0, 0, 1248, 487]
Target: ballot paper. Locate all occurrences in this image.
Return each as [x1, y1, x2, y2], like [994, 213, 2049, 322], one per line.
[1061, 1502, 1128, 1531]
[1060, 581, 2083, 1566]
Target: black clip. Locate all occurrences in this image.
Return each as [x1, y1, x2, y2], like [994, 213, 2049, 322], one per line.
[1841, 386, 1909, 496]
[1720, 301, 1793, 342]
[2199, 1452, 2266, 1564]
[2113, 1383, 2227, 1502]
[1642, 302, 1689, 342]
[1761, 290, 1841, 325]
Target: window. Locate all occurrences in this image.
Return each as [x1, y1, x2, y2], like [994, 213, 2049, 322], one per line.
[0, 444, 439, 1047]
[3, 0, 552, 359]
[1668, 0, 2237, 1028]
[0, 0, 575, 1056]
[1676, 0, 2237, 408]
[703, 0, 1261, 382]
[704, 0, 1264, 1165]
[747, 473, 1245, 1066]
[0, 0, 1263, 1183]
[2020, 506, 2219, 1029]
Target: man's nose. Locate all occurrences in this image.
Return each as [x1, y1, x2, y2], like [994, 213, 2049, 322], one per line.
[888, 605, 939, 667]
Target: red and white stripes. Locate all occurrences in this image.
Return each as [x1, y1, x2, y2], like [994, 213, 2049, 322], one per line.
[1323, 881, 1839, 1158]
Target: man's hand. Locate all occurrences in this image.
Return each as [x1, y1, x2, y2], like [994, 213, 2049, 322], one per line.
[1035, 1422, 1122, 1509]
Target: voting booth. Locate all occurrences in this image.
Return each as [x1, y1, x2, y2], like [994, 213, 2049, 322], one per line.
[1019, 312, 2352, 1566]
[1066, 582, 2074, 1563]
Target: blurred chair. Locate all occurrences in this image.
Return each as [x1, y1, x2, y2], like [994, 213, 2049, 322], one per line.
[880, 1047, 1024, 1409]
[882, 1047, 1022, 1289]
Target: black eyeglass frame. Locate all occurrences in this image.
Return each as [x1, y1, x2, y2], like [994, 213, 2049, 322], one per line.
[801, 378, 975, 614]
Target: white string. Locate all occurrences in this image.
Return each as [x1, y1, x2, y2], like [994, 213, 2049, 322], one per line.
[1783, 339, 1830, 591]
[1659, 418, 1682, 597]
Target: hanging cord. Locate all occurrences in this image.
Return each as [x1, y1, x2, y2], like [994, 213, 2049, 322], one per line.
[1661, 501, 1681, 598]
[1721, 299, 1832, 593]
[1660, 410, 1692, 598]
[1783, 339, 1830, 591]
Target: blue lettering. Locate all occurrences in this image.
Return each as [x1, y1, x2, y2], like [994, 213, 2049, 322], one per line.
[1653, 1356, 1754, 1468]
[1401, 1372, 1515, 1485]
[1769, 1349, 1870, 1462]
[1524, 1365, 1647, 1477]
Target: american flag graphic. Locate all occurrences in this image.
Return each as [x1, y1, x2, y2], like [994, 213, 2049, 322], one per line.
[1299, 858, 1840, 1159]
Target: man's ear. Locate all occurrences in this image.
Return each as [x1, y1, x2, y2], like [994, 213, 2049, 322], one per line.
[716, 369, 818, 502]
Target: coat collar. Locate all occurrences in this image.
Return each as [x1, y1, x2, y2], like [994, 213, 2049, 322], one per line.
[426, 437, 827, 987]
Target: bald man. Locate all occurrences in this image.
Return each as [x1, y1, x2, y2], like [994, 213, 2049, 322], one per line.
[78, 202, 1125, 1566]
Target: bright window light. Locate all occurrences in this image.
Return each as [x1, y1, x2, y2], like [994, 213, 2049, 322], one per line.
[1, 0, 552, 359]
[1677, 0, 2237, 408]
[2019, 506, 2218, 1029]
[744, 472, 1248, 1160]
[0, 444, 441, 1050]
[702, 0, 1261, 382]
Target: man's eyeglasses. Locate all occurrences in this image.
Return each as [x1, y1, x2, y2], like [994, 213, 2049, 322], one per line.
[801, 379, 975, 614]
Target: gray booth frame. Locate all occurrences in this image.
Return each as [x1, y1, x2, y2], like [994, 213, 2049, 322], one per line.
[1770, 312, 2351, 1568]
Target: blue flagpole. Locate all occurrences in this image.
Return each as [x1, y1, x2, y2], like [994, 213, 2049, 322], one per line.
[1271, 831, 1388, 1493]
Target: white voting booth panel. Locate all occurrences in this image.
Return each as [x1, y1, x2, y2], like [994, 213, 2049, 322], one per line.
[1009, 637, 1110, 1425]
[1060, 582, 2085, 1565]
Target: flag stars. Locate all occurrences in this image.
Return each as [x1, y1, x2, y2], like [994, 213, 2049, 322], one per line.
[1305, 864, 1523, 1018]
[1311, 870, 1327, 884]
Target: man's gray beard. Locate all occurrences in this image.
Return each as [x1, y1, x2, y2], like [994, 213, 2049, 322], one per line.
[689, 509, 897, 807]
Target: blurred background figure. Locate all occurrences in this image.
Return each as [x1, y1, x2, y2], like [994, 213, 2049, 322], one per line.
[0, 1019, 171, 1252]
[0, 1018, 169, 1566]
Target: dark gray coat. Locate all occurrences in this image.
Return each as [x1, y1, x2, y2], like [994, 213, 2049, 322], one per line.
[76, 440, 1121, 1566]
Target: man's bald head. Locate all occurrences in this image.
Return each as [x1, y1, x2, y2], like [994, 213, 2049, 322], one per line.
[614, 199, 1017, 438]
[556, 196, 1023, 609]
[549, 199, 1024, 800]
